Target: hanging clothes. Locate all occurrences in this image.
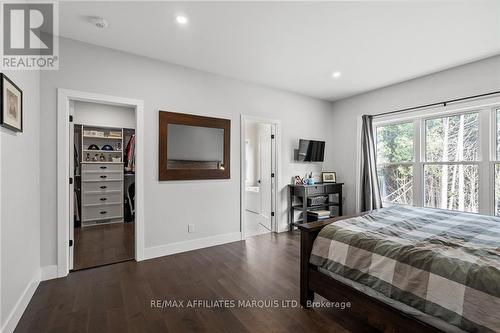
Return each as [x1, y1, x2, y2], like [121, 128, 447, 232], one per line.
[74, 144, 80, 175]
[74, 190, 80, 222]
[125, 134, 136, 173]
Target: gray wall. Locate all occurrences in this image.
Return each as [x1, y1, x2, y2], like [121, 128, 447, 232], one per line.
[74, 101, 136, 129]
[331, 55, 500, 214]
[1, 70, 40, 329]
[40, 38, 334, 267]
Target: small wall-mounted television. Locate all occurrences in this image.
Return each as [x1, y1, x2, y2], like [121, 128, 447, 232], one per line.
[296, 139, 325, 162]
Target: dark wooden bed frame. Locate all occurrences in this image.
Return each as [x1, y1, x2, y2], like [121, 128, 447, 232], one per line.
[298, 215, 446, 333]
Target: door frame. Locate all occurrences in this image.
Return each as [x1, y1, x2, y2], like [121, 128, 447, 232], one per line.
[240, 115, 281, 238]
[57, 89, 145, 278]
[68, 103, 74, 270]
[0, 114, 2, 322]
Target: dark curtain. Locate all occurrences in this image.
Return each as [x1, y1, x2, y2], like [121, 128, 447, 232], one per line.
[360, 115, 382, 211]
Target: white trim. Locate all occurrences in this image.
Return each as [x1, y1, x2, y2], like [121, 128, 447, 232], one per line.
[478, 108, 490, 215]
[490, 108, 498, 162]
[0, 271, 40, 333]
[40, 265, 58, 281]
[246, 229, 271, 238]
[355, 115, 363, 213]
[57, 89, 145, 279]
[143, 232, 242, 260]
[68, 102, 75, 270]
[0, 115, 2, 330]
[490, 107, 499, 215]
[413, 118, 423, 207]
[240, 115, 282, 236]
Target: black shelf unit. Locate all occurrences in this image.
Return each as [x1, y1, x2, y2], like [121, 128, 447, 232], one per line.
[288, 183, 343, 231]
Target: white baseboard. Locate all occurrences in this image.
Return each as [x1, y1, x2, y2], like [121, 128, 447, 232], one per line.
[278, 223, 289, 233]
[243, 229, 271, 238]
[1, 270, 40, 333]
[40, 265, 58, 281]
[143, 232, 242, 260]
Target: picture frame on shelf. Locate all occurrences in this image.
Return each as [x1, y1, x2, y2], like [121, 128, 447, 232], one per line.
[322, 172, 336, 183]
[0, 74, 23, 132]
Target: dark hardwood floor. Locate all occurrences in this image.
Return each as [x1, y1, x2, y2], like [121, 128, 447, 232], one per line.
[74, 222, 135, 270]
[16, 232, 374, 333]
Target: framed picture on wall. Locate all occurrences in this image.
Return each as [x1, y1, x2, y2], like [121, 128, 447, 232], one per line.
[322, 172, 336, 183]
[0, 74, 23, 132]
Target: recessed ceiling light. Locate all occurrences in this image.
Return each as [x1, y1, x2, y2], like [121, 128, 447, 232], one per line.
[176, 15, 188, 25]
[332, 71, 341, 78]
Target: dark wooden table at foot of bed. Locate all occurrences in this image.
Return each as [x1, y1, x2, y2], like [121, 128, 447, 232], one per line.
[298, 214, 446, 333]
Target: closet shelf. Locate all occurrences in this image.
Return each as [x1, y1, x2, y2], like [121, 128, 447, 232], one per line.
[83, 135, 123, 140]
[83, 149, 123, 153]
[292, 202, 340, 210]
[81, 161, 123, 164]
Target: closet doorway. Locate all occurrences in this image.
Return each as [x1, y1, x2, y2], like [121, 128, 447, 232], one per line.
[57, 89, 144, 276]
[241, 116, 280, 238]
[71, 101, 137, 270]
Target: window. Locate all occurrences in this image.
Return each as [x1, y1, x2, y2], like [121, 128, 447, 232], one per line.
[373, 103, 500, 216]
[497, 109, 500, 159]
[495, 109, 500, 215]
[376, 122, 414, 204]
[424, 113, 479, 213]
[495, 164, 500, 216]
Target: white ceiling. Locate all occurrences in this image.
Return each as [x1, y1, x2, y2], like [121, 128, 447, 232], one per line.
[59, 1, 500, 101]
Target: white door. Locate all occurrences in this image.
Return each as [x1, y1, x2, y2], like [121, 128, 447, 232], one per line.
[258, 123, 273, 230]
[68, 103, 75, 270]
[270, 124, 276, 231]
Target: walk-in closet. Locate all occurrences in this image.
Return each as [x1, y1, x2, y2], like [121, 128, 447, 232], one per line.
[72, 101, 136, 270]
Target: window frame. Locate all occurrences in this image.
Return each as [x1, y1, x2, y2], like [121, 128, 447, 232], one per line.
[371, 98, 500, 216]
[377, 162, 415, 205]
[423, 110, 481, 163]
[422, 110, 481, 213]
[422, 163, 480, 213]
[375, 120, 416, 205]
[492, 108, 500, 215]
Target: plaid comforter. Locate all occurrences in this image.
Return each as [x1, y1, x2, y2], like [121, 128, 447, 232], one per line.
[310, 206, 500, 332]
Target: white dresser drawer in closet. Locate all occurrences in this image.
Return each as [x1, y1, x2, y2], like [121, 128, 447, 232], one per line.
[82, 163, 123, 181]
[82, 204, 123, 222]
[82, 172, 123, 182]
[82, 181, 123, 193]
[83, 192, 122, 206]
[82, 163, 123, 172]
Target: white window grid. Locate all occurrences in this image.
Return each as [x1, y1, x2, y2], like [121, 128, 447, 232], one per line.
[373, 104, 500, 216]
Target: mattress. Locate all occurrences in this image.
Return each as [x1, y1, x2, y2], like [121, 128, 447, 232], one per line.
[310, 206, 500, 333]
[317, 267, 466, 333]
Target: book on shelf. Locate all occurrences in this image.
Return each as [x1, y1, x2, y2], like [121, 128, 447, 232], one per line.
[307, 209, 330, 217]
[307, 210, 331, 221]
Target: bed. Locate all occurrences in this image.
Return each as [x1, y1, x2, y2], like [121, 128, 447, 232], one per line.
[299, 205, 500, 333]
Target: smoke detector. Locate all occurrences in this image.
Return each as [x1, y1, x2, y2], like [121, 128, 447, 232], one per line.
[89, 17, 109, 29]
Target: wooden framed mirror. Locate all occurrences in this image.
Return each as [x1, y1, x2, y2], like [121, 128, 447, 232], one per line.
[159, 111, 230, 180]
